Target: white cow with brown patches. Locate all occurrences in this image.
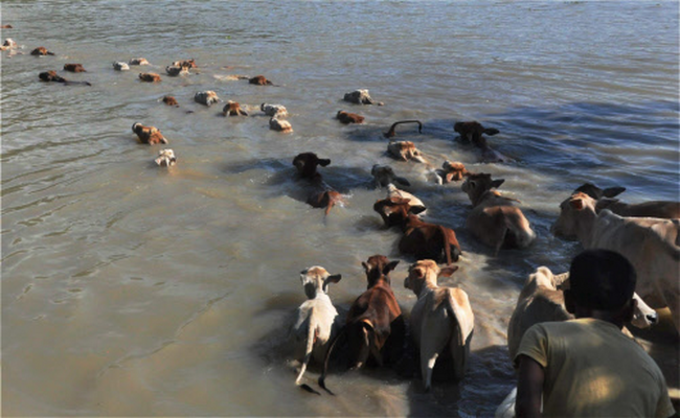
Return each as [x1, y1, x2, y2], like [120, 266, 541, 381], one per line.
[291, 266, 342, 389]
[387, 140, 427, 163]
[404, 260, 474, 391]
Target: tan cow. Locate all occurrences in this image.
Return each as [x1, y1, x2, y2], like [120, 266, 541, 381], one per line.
[291, 266, 342, 391]
[507, 266, 658, 362]
[404, 260, 474, 391]
[385, 184, 427, 216]
[387, 140, 427, 163]
[462, 173, 536, 255]
[572, 182, 680, 219]
[222, 100, 248, 116]
[552, 192, 680, 332]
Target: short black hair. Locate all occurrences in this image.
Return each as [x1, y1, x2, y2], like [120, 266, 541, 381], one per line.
[569, 249, 637, 310]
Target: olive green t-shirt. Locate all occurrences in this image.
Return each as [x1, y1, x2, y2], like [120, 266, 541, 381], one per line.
[516, 318, 674, 417]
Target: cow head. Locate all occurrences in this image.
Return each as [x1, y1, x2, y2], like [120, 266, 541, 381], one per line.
[373, 196, 425, 227]
[404, 260, 458, 296]
[461, 173, 504, 206]
[371, 164, 410, 188]
[300, 266, 342, 299]
[362, 255, 399, 288]
[574, 183, 626, 200]
[292, 152, 331, 179]
[551, 192, 597, 240]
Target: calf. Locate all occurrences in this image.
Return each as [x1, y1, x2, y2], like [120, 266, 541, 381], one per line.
[384, 120, 422, 138]
[194, 91, 219, 106]
[1, 38, 17, 50]
[139, 72, 161, 82]
[132, 122, 168, 145]
[461, 173, 536, 255]
[261, 103, 288, 117]
[318, 256, 403, 394]
[249, 75, 273, 85]
[343, 89, 383, 105]
[223, 100, 248, 116]
[404, 260, 474, 390]
[63, 63, 86, 72]
[31, 46, 55, 56]
[291, 266, 342, 391]
[371, 164, 410, 188]
[336, 110, 364, 124]
[552, 192, 680, 332]
[292, 152, 344, 215]
[171, 59, 197, 68]
[387, 140, 427, 163]
[373, 197, 462, 264]
[269, 116, 293, 133]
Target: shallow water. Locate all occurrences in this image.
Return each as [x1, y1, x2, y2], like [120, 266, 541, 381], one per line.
[2, 1, 678, 416]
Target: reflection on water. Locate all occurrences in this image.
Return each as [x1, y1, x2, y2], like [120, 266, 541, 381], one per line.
[2, 1, 678, 416]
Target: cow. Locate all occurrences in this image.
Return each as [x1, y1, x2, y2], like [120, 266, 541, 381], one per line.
[165, 64, 189, 77]
[112, 62, 130, 71]
[194, 91, 220, 106]
[30, 46, 55, 56]
[1, 38, 17, 50]
[261, 103, 288, 117]
[292, 152, 344, 216]
[318, 255, 403, 394]
[385, 184, 427, 216]
[343, 89, 383, 105]
[171, 59, 197, 69]
[373, 197, 462, 264]
[269, 116, 293, 133]
[461, 173, 536, 255]
[371, 164, 411, 188]
[154, 149, 177, 167]
[291, 266, 342, 393]
[249, 75, 273, 85]
[571, 182, 679, 219]
[404, 260, 475, 391]
[454, 121, 500, 146]
[552, 192, 680, 333]
[131, 122, 168, 145]
[38, 71, 91, 86]
[384, 120, 422, 138]
[63, 63, 86, 72]
[139, 72, 161, 82]
[387, 140, 427, 163]
[336, 110, 364, 124]
[506, 266, 658, 362]
[223, 100, 248, 116]
[162, 96, 179, 107]
[129, 57, 150, 65]
[433, 161, 470, 184]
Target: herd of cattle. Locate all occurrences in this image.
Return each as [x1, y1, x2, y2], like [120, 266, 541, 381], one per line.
[4, 33, 679, 406]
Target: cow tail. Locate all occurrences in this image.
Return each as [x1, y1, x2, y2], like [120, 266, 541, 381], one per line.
[295, 316, 318, 390]
[318, 326, 347, 396]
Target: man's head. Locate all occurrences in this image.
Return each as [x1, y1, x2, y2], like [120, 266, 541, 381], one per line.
[565, 249, 637, 321]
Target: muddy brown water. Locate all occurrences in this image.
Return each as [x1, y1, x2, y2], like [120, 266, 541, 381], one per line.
[2, 1, 678, 416]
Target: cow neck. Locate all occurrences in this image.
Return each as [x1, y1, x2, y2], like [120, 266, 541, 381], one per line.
[577, 205, 599, 248]
[470, 189, 492, 208]
[403, 213, 424, 232]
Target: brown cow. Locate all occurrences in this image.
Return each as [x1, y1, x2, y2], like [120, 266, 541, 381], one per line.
[319, 255, 403, 394]
[249, 75, 273, 85]
[63, 63, 86, 72]
[336, 110, 364, 124]
[223, 100, 248, 116]
[139, 72, 161, 82]
[131, 122, 168, 145]
[373, 197, 462, 264]
[404, 260, 474, 390]
[39, 71, 91, 86]
[292, 152, 344, 216]
[461, 173, 535, 255]
[162, 96, 179, 107]
[31, 46, 55, 56]
[387, 141, 427, 163]
[434, 161, 469, 184]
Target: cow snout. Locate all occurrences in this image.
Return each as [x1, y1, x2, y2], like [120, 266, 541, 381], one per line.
[646, 313, 658, 324]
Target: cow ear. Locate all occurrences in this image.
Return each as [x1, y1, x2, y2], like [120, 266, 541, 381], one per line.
[603, 186, 625, 198]
[409, 205, 426, 215]
[570, 198, 585, 210]
[439, 265, 459, 277]
[491, 179, 505, 189]
[361, 262, 369, 274]
[384, 260, 400, 275]
[325, 274, 342, 284]
[319, 159, 331, 167]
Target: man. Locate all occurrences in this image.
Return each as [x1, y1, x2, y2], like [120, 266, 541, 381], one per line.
[515, 249, 674, 417]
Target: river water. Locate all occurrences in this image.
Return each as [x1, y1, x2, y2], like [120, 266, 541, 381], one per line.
[2, 1, 678, 416]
